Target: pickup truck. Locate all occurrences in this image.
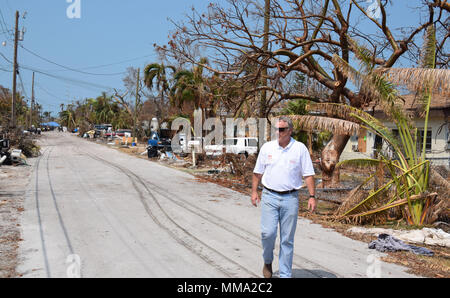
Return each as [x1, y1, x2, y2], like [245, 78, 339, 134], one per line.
[204, 137, 258, 157]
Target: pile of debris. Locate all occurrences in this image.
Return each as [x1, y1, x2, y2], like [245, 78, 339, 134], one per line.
[0, 130, 40, 166]
[347, 226, 450, 248]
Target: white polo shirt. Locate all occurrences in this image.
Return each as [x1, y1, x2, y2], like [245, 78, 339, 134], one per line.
[253, 138, 315, 192]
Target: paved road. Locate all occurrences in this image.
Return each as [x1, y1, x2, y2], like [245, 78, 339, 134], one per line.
[17, 132, 416, 278]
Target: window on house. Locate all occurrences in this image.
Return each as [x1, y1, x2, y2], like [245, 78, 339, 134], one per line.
[417, 129, 432, 153]
[391, 128, 432, 154]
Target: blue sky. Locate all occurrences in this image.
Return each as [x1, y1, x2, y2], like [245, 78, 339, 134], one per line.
[0, 0, 439, 116]
[0, 0, 208, 115]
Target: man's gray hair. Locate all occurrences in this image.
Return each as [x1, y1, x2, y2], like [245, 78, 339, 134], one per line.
[278, 116, 294, 130]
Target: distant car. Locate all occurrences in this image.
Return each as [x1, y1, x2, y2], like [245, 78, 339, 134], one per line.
[94, 124, 112, 131]
[115, 129, 132, 137]
[104, 129, 132, 137]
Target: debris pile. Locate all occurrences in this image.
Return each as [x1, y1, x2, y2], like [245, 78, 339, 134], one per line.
[0, 129, 40, 166]
[368, 233, 434, 256]
[347, 226, 450, 248]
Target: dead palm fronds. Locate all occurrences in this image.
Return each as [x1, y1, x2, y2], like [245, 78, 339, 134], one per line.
[305, 102, 383, 126]
[378, 68, 450, 96]
[331, 30, 445, 226]
[336, 173, 374, 217]
[283, 115, 360, 136]
[377, 25, 450, 97]
[332, 37, 400, 109]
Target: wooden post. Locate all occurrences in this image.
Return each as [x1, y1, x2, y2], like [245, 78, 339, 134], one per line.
[134, 68, 140, 138]
[10, 11, 19, 128]
[30, 72, 35, 128]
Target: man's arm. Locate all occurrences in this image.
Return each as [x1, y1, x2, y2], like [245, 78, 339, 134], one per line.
[251, 173, 262, 207]
[304, 175, 316, 212]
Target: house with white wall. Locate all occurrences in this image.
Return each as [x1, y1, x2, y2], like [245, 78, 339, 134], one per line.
[341, 94, 450, 168]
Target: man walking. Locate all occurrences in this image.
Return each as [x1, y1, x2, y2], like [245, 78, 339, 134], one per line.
[251, 116, 316, 278]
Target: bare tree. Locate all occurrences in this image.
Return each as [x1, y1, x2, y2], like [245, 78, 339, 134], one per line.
[156, 0, 448, 186]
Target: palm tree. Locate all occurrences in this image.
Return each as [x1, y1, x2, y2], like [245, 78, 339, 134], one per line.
[144, 63, 176, 120]
[93, 92, 115, 125]
[59, 104, 76, 129]
[170, 58, 212, 115]
[284, 31, 449, 226]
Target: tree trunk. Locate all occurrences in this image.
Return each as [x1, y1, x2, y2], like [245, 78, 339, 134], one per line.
[260, 0, 270, 119]
[320, 134, 350, 188]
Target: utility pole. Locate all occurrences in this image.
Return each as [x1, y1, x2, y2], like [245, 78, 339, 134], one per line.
[30, 72, 35, 128]
[10, 11, 19, 129]
[134, 68, 140, 139]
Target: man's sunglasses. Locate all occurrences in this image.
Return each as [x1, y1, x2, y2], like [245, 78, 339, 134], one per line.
[278, 127, 289, 132]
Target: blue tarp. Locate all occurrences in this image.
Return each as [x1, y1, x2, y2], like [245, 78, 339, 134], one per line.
[42, 122, 60, 127]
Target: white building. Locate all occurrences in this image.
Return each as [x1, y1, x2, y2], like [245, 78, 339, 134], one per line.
[341, 94, 450, 168]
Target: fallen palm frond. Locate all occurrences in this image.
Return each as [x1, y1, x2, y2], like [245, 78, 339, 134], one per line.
[336, 173, 374, 217]
[283, 115, 360, 135]
[340, 192, 438, 223]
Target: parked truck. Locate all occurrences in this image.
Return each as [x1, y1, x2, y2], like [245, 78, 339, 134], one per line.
[147, 129, 173, 158]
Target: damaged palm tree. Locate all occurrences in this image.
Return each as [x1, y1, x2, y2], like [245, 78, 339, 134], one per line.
[336, 29, 448, 226]
[286, 30, 449, 226]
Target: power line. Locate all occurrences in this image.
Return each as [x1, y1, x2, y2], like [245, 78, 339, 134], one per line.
[35, 83, 62, 101]
[0, 51, 12, 64]
[0, 9, 13, 42]
[1, 53, 115, 92]
[74, 54, 156, 70]
[18, 70, 29, 101]
[0, 66, 12, 72]
[20, 45, 129, 76]
[21, 66, 115, 91]
[2, 52, 118, 108]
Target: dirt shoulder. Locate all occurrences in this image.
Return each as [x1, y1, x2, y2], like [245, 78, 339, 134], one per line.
[0, 163, 34, 278]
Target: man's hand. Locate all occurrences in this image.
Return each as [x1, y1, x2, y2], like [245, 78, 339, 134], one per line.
[304, 176, 316, 213]
[251, 173, 262, 207]
[308, 197, 316, 213]
[251, 192, 260, 207]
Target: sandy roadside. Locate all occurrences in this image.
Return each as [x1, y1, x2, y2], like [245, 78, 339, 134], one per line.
[0, 156, 35, 277]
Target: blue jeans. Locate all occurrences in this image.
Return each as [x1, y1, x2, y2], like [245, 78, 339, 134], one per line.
[260, 188, 299, 278]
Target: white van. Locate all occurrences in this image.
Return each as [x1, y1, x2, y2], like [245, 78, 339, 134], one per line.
[204, 137, 258, 157]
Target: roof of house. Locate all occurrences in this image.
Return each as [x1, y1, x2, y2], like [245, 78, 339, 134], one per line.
[402, 93, 449, 110]
[366, 93, 449, 113]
